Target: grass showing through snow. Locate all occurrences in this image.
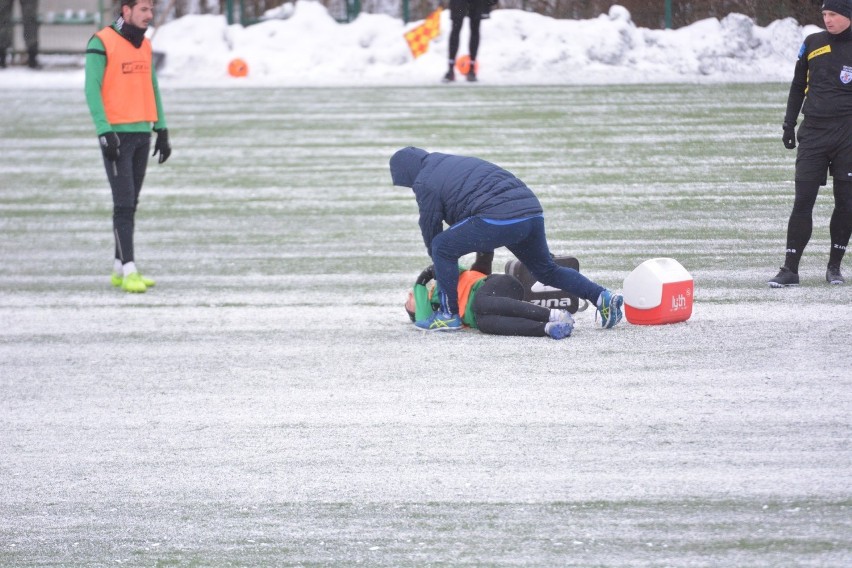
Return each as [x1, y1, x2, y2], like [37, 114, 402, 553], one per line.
[0, 84, 850, 566]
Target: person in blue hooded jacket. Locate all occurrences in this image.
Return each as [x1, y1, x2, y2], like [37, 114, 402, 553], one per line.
[390, 146, 623, 331]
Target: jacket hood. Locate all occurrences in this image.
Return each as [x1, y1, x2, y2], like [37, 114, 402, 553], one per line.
[389, 147, 429, 187]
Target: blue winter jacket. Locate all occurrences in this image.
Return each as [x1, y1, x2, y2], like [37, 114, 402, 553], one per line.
[389, 147, 543, 256]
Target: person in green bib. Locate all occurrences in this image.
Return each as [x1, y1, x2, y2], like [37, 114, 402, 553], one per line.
[405, 252, 575, 339]
[85, 0, 170, 293]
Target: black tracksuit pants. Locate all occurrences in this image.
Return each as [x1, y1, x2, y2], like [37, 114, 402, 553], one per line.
[103, 132, 150, 264]
[471, 274, 550, 337]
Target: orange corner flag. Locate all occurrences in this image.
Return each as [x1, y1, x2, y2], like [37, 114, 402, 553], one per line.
[404, 7, 442, 59]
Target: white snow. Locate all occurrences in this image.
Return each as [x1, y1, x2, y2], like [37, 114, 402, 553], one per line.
[2, 4, 851, 563]
[2, 1, 823, 88]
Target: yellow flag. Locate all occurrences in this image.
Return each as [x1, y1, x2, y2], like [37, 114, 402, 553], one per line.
[404, 7, 442, 59]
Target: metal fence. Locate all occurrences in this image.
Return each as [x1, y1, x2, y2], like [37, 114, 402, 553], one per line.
[6, 0, 110, 56]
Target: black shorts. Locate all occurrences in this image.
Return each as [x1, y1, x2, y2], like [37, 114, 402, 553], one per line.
[795, 116, 852, 185]
[450, 0, 485, 20]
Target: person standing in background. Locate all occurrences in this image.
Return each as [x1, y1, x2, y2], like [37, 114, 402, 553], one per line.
[85, 0, 171, 293]
[0, 0, 40, 68]
[769, 0, 852, 287]
[442, 0, 493, 82]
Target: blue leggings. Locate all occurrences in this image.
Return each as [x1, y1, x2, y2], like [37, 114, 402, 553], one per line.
[431, 216, 605, 314]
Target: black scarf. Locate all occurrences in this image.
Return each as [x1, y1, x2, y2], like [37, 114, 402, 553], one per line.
[117, 17, 147, 48]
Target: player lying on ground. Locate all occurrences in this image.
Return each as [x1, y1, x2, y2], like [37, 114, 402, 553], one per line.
[405, 252, 575, 339]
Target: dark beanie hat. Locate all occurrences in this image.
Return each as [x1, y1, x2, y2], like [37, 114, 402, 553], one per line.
[823, 0, 852, 18]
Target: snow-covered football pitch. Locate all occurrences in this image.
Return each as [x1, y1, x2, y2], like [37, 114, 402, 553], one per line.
[1, 83, 850, 566]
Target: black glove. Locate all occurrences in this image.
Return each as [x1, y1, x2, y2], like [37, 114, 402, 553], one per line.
[99, 131, 120, 161]
[415, 265, 435, 286]
[153, 128, 171, 163]
[782, 124, 796, 150]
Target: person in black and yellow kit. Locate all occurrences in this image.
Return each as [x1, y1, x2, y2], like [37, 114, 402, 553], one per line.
[85, 0, 170, 293]
[769, 0, 852, 287]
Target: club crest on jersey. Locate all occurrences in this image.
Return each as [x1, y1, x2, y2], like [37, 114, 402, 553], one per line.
[842, 66, 852, 85]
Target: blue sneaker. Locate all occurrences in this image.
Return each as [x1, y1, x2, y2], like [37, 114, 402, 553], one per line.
[545, 321, 573, 339]
[415, 311, 462, 331]
[596, 290, 624, 329]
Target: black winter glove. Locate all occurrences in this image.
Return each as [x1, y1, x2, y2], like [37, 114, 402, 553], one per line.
[99, 131, 120, 161]
[782, 124, 796, 150]
[415, 265, 435, 286]
[153, 128, 171, 163]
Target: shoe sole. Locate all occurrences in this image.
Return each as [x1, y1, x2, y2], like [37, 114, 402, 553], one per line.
[113, 275, 155, 288]
[414, 325, 463, 331]
[415, 321, 462, 331]
[768, 282, 799, 288]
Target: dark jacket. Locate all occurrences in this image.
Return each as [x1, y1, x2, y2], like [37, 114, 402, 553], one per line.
[390, 147, 543, 256]
[784, 27, 852, 125]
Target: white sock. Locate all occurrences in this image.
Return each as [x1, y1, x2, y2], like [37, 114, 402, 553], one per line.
[122, 261, 138, 277]
[597, 292, 605, 308]
[113, 259, 123, 274]
[549, 309, 562, 322]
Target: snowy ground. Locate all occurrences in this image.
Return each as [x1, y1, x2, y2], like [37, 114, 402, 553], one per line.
[1, 83, 851, 565]
[0, 1, 822, 88]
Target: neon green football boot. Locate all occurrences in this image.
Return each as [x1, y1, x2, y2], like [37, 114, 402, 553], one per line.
[112, 272, 155, 288]
[121, 272, 147, 293]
